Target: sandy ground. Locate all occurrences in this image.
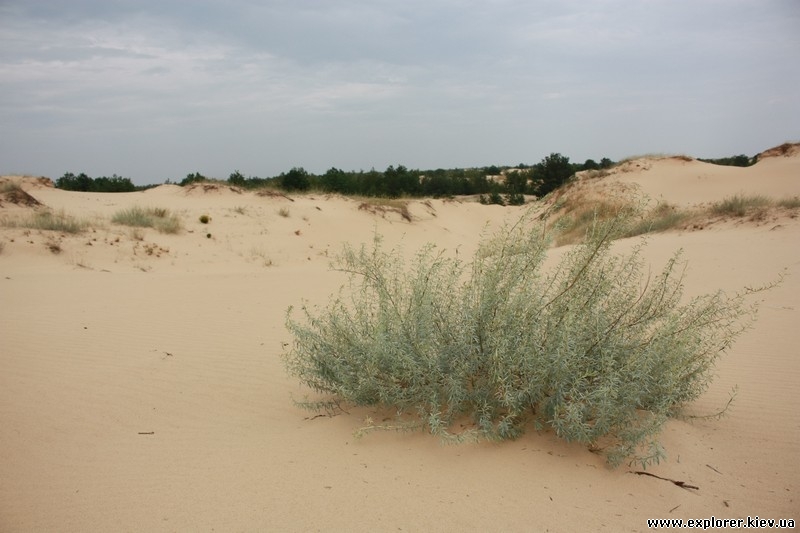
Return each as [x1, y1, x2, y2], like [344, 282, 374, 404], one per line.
[1, 150, 798, 532]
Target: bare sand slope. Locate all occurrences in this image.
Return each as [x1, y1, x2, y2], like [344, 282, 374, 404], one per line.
[590, 148, 799, 208]
[1, 152, 798, 531]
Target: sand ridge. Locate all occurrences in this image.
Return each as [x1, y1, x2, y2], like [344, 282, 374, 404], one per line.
[1, 150, 799, 531]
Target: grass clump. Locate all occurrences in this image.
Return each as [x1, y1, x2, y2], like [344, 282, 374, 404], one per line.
[624, 202, 691, 238]
[0, 181, 23, 193]
[112, 206, 181, 234]
[357, 197, 412, 222]
[1, 210, 89, 234]
[284, 208, 763, 468]
[711, 195, 771, 217]
[278, 207, 291, 218]
[777, 196, 800, 209]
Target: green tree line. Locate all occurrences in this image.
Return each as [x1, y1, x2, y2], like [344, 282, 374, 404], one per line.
[55, 172, 148, 192]
[218, 154, 616, 201]
[58, 150, 753, 198]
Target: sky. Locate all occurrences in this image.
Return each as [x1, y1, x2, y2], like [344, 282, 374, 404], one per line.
[1, 1, 798, 185]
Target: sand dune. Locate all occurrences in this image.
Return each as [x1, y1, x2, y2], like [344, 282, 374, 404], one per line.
[1, 149, 798, 531]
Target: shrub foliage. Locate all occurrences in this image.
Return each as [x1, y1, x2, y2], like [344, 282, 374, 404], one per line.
[284, 209, 759, 467]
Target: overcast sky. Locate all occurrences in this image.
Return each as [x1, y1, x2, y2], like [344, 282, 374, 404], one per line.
[1, 1, 798, 185]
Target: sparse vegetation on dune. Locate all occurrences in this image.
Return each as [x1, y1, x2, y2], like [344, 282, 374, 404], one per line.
[111, 206, 181, 234]
[356, 197, 413, 222]
[0, 181, 43, 207]
[0, 209, 90, 234]
[711, 195, 773, 217]
[617, 153, 693, 164]
[0, 181, 22, 193]
[545, 188, 800, 246]
[551, 199, 694, 246]
[777, 196, 800, 209]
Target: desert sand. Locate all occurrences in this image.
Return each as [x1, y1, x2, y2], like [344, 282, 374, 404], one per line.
[1, 147, 798, 532]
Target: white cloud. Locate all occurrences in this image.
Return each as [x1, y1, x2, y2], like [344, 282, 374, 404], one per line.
[0, 0, 798, 182]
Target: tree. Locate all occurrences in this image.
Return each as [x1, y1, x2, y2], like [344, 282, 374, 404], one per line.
[582, 159, 600, 171]
[55, 172, 135, 192]
[533, 153, 573, 196]
[281, 167, 311, 191]
[320, 167, 350, 193]
[228, 170, 246, 187]
[93, 175, 135, 192]
[284, 207, 763, 467]
[56, 172, 93, 191]
[180, 172, 207, 186]
[384, 164, 419, 197]
[504, 169, 531, 195]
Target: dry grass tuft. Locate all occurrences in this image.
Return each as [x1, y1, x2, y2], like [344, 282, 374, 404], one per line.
[112, 206, 181, 234]
[0, 209, 90, 234]
[357, 198, 412, 222]
[711, 195, 771, 217]
[0, 182, 42, 207]
[777, 196, 800, 209]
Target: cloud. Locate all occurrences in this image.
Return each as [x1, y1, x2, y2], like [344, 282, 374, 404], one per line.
[0, 0, 798, 182]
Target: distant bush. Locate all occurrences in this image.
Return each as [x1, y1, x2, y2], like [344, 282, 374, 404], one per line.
[479, 191, 505, 206]
[199, 215, 211, 224]
[505, 193, 526, 205]
[284, 208, 763, 467]
[112, 206, 181, 234]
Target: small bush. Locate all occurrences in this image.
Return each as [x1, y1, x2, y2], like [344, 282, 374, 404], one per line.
[199, 214, 211, 224]
[284, 208, 763, 467]
[506, 193, 526, 206]
[278, 207, 291, 218]
[479, 191, 505, 206]
[112, 206, 181, 234]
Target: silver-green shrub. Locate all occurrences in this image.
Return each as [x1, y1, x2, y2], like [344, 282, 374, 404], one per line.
[284, 209, 760, 467]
